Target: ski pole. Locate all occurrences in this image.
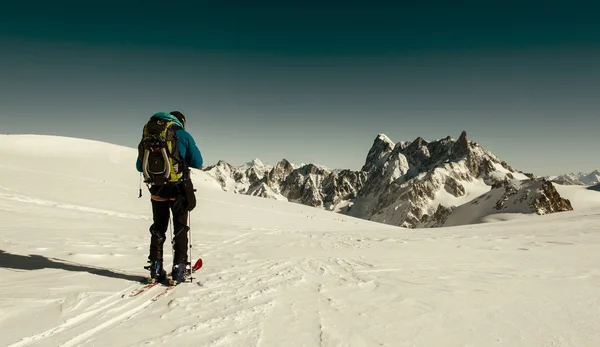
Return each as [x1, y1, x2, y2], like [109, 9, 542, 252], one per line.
[188, 210, 193, 283]
[138, 173, 143, 198]
[169, 212, 173, 277]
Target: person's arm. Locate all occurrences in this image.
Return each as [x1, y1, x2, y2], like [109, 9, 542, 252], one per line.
[183, 131, 204, 169]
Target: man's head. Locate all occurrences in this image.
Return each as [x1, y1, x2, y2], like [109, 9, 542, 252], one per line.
[170, 111, 186, 128]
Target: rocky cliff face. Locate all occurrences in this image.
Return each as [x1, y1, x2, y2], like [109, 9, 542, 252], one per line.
[203, 131, 573, 228]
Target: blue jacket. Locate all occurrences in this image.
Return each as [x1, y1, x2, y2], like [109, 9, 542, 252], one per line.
[136, 112, 204, 174]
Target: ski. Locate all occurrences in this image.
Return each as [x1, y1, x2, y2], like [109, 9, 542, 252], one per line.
[151, 285, 176, 301]
[129, 278, 160, 297]
[150, 258, 203, 301]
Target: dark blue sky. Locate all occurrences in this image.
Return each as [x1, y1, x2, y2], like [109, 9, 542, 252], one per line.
[2, 1, 599, 175]
[2, 2, 599, 53]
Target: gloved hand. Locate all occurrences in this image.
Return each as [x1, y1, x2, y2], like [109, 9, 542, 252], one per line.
[180, 180, 196, 211]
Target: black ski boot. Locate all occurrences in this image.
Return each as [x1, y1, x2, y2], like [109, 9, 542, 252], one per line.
[148, 259, 167, 283]
[170, 263, 190, 285]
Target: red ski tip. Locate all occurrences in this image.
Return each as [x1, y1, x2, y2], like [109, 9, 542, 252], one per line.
[192, 258, 203, 271]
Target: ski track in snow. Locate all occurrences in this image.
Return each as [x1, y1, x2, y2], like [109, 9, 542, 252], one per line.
[0, 191, 149, 220]
[57, 287, 165, 347]
[6, 281, 201, 347]
[7, 284, 138, 347]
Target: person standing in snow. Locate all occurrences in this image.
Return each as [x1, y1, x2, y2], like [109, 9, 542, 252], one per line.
[136, 111, 203, 283]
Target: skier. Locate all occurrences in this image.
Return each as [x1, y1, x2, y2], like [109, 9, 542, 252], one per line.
[136, 111, 203, 283]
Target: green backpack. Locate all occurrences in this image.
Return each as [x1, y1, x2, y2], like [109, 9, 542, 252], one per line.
[138, 117, 184, 186]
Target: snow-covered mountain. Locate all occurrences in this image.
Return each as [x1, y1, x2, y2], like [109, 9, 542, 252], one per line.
[203, 131, 572, 228]
[201, 158, 278, 197]
[549, 170, 600, 186]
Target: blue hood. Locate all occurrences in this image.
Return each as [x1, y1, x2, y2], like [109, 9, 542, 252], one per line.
[151, 112, 185, 129]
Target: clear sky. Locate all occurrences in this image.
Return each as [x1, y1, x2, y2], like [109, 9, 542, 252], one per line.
[1, 1, 599, 176]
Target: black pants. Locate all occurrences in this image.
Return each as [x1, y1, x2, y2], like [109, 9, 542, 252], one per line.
[148, 197, 189, 265]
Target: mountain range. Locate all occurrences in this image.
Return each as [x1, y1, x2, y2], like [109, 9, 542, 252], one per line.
[548, 170, 600, 186]
[203, 131, 574, 228]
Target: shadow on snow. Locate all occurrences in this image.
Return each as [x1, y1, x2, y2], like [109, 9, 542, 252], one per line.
[0, 249, 145, 283]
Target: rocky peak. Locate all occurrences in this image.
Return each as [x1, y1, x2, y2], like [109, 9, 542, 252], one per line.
[406, 137, 428, 151]
[247, 158, 268, 169]
[362, 134, 395, 172]
[281, 164, 330, 204]
[295, 163, 329, 176]
[451, 130, 470, 158]
[275, 159, 293, 170]
[423, 136, 454, 166]
[267, 159, 295, 183]
[402, 137, 431, 168]
[215, 160, 232, 168]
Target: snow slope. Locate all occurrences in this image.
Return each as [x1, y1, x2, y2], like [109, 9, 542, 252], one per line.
[555, 183, 600, 210]
[434, 179, 576, 227]
[1, 134, 600, 347]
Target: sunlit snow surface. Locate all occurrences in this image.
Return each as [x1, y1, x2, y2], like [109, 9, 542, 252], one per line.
[1, 135, 600, 347]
